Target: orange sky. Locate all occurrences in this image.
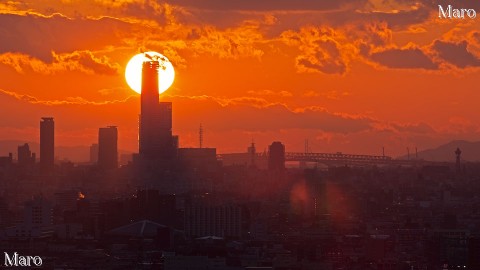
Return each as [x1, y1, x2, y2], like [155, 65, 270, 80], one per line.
[1, 0, 480, 158]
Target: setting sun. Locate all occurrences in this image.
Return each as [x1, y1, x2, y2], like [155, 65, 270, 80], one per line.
[125, 51, 175, 94]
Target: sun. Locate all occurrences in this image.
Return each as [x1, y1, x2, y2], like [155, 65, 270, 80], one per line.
[125, 51, 175, 94]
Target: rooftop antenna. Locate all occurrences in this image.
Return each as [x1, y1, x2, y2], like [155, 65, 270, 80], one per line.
[382, 146, 385, 157]
[250, 139, 256, 168]
[305, 139, 309, 154]
[199, 124, 203, 149]
[144, 52, 167, 70]
[407, 147, 410, 160]
[455, 147, 462, 174]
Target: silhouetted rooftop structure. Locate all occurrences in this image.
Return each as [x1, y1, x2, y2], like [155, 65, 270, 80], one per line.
[106, 219, 168, 238]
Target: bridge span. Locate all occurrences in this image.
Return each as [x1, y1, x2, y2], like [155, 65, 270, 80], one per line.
[285, 152, 418, 166]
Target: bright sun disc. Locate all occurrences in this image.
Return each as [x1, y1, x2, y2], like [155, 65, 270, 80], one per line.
[125, 51, 175, 94]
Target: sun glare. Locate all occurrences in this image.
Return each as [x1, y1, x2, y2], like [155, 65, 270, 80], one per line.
[125, 51, 175, 94]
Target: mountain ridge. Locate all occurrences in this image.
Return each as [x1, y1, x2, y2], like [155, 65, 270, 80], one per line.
[398, 140, 480, 162]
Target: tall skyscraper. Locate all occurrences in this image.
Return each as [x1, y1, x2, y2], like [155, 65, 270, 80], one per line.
[40, 117, 54, 174]
[268, 141, 285, 172]
[98, 126, 118, 170]
[139, 59, 175, 160]
[18, 143, 35, 167]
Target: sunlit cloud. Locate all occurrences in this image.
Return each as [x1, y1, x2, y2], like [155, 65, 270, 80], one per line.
[0, 51, 120, 75]
[0, 88, 134, 105]
[0, 12, 131, 61]
[431, 39, 480, 68]
[281, 26, 355, 75]
[370, 46, 438, 69]
[247, 89, 293, 97]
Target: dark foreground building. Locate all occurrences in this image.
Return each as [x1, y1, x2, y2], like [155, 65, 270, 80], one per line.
[40, 117, 54, 174]
[98, 126, 118, 170]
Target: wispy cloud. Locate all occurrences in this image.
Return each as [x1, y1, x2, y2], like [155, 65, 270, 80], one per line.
[0, 50, 120, 75]
[0, 88, 135, 105]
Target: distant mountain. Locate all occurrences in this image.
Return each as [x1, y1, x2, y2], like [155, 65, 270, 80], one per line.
[0, 140, 132, 163]
[399, 140, 480, 162]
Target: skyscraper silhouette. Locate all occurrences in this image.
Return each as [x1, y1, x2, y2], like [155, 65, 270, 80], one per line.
[268, 141, 285, 172]
[139, 59, 175, 160]
[40, 117, 54, 174]
[98, 126, 118, 170]
[18, 143, 35, 167]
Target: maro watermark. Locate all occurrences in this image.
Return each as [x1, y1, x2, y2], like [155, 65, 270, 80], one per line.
[439, 4, 477, 19]
[4, 252, 43, 267]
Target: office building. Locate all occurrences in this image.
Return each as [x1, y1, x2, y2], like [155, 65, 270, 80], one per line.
[98, 126, 118, 170]
[139, 59, 176, 160]
[40, 117, 54, 174]
[185, 204, 242, 238]
[17, 143, 35, 167]
[268, 141, 285, 171]
[178, 148, 218, 172]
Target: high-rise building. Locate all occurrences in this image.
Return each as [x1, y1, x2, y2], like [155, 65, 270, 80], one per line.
[268, 141, 285, 171]
[185, 204, 242, 238]
[17, 143, 35, 167]
[40, 117, 54, 174]
[90, 143, 99, 163]
[23, 197, 53, 228]
[139, 59, 176, 160]
[98, 126, 118, 170]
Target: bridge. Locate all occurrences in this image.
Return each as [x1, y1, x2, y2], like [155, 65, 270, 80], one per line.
[285, 152, 417, 166]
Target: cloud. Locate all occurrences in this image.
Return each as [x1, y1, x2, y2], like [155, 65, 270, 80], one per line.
[391, 122, 436, 134]
[0, 88, 133, 105]
[118, 8, 269, 66]
[1, 1, 446, 76]
[351, 22, 393, 56]
[0, 1, 24, 14]
[440, 116, 478, 135]
[15, 0, 172, 24]
[0, 90, 375, 148]
[168, 95, 374, 133]
[297, 55, 346, 75]
[166, 0, 368, 11]
[356, 22, 393, 47]
[0, 89, 372, 136]
[281, 26, 355, 75]
[471, 31, 480, 45]
[370, 46, 438, 69]
[93, 0, 145, 9]
[188, 22, 265, 59]
[0, 51, 120, 75]
[365, 35, 480, 71]
[53, 51, 120, 75]
[0, 89, 465, 157]
[399, 0, 480, 11]
[355, 1, 431, 29]
[303, 90, 350, 100]
[431, 40, 480, 68]
[0, 13, 131, 62]
[247, 89, 293, 97]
